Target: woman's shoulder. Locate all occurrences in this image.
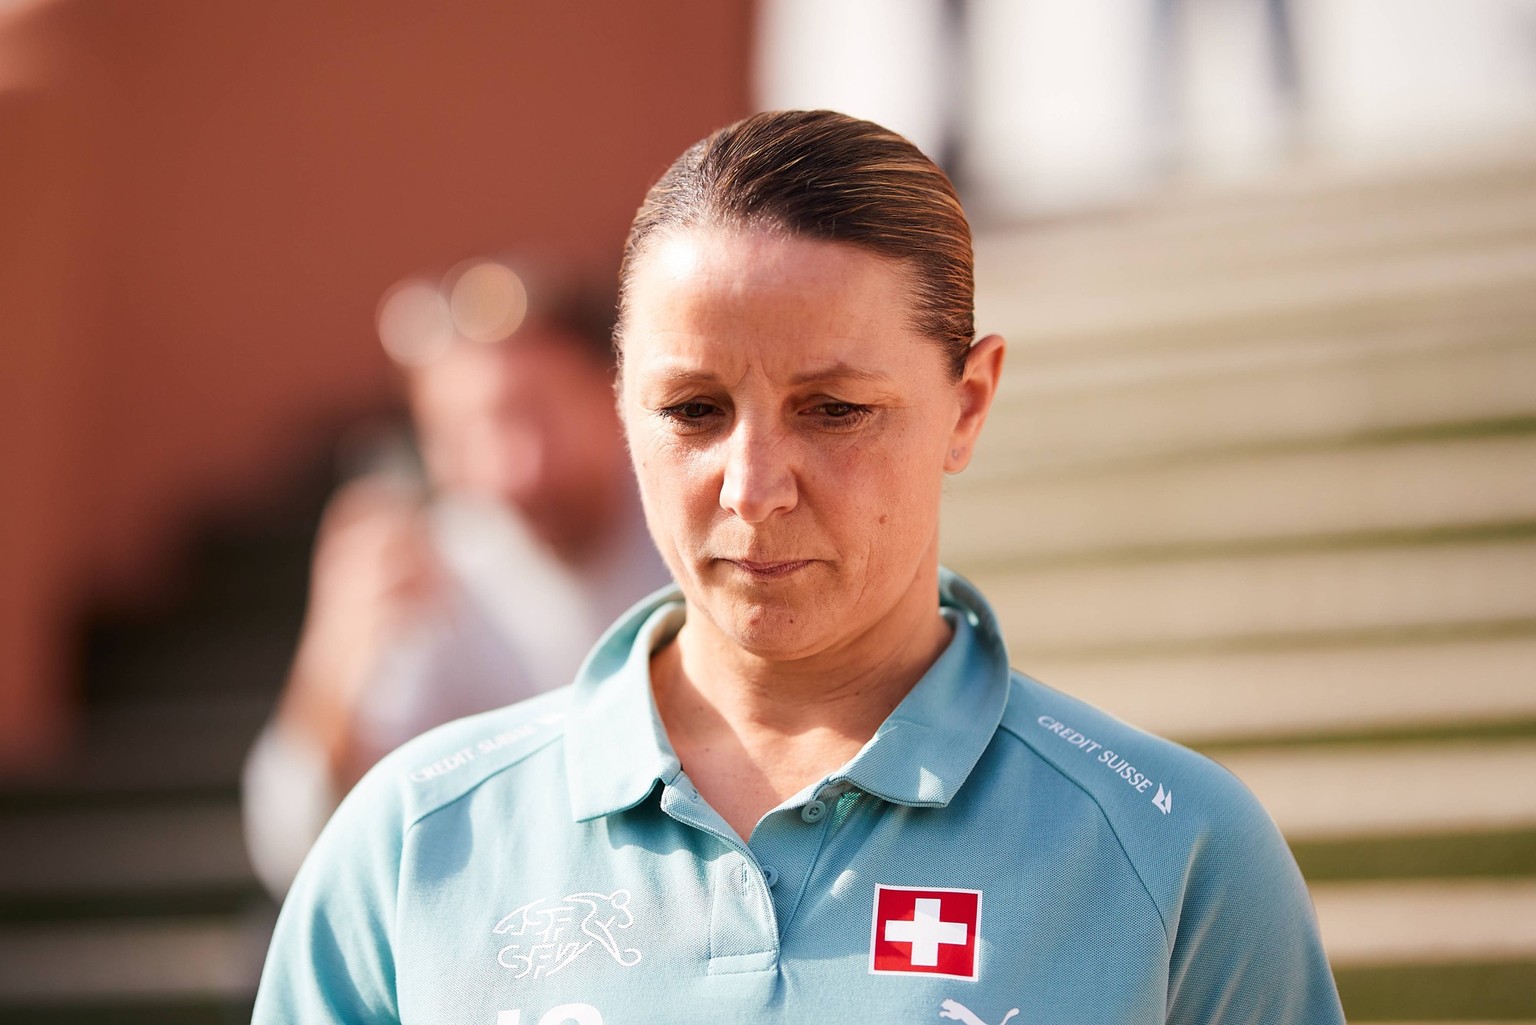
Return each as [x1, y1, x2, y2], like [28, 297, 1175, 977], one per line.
[994, 672, 1340, 1019]
[996, 671, 1298, 926]
[353, 687, 576, 829]
[998, 669, 1265, 821]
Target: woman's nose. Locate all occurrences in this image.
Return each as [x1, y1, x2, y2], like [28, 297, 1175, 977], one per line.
[718, 423, 797, 523]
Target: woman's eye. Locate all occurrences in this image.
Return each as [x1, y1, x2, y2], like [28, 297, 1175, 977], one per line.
[658, 401, 722, 430]
[810, 401, 872, 428]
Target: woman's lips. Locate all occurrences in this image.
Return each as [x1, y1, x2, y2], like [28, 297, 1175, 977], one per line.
[726, 559, 812, 578]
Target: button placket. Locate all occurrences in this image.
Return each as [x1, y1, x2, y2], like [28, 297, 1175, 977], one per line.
[659, 776, 782, 974]
[800, 778, 852, 825]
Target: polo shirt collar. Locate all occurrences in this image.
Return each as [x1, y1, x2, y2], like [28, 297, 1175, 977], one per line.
[566, 595, 687, 822]
[834, 569, 1011, 807]
[564, 568, 1012, 822]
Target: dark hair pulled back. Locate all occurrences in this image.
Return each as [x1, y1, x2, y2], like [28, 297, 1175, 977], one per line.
[618, 110, 975, 378]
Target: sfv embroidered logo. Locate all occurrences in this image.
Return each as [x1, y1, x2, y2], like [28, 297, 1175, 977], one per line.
[869, 885, 982, 980]
[493, 889, 642, 979]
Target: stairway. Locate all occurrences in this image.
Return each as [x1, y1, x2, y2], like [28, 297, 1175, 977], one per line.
[0, 153, 1531, 1022]
[945, 153, 1536, 1022]
[0, 519, 312, 1022]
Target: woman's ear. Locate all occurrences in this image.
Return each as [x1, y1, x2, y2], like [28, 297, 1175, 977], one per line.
[945, 334, 1006, 473]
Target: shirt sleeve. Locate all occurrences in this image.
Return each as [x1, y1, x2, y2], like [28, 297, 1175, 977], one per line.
[241, 719, 341, 899]
[1164, 794, 1345, 1025]
[251, 758, 406, 1024]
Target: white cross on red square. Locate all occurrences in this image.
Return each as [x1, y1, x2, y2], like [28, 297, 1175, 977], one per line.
[868, 885, 982, 980]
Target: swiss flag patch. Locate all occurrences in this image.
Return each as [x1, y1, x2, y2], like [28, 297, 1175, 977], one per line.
[868, 885, 982, 980]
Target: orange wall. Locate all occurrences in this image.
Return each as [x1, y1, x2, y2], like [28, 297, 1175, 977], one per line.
[0, 0, 755, 770]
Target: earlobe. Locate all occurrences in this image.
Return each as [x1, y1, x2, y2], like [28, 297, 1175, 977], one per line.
[945, 334, 1005, 474]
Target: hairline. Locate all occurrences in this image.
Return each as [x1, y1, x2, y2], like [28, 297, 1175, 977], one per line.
[616, 214, 964, 379]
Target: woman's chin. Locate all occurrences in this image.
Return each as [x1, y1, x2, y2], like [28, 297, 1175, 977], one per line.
[703, 598, 837, 663]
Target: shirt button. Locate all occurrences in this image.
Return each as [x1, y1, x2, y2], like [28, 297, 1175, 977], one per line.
[762, 865, 779, 888]
[801, 799, 827, 823]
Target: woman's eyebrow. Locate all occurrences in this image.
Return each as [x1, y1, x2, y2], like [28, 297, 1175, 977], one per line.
[646, 364, 721, 388]
[787, 362, 891, 386]
[642, 361, 891, 390]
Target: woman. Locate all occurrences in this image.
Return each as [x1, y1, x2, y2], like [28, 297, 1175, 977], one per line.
[253, 111, 1344, 1025]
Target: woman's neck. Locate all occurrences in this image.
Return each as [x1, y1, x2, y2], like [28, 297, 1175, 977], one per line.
[649, 584, 953, 842]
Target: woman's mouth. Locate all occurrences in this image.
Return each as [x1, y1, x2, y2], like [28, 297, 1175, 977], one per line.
[725, 559, 812, 579]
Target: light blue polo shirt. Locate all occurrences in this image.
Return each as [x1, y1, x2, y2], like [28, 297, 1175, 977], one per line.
[253, 571, 1343, 1025]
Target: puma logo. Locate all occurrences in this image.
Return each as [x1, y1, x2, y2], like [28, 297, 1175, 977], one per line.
[938, 998, 1020, 1025]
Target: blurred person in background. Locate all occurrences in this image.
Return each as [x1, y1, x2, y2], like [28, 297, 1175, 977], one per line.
[242, 260, 668, 896]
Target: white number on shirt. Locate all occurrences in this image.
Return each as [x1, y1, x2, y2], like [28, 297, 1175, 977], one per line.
[497, 1004, 604, 1025]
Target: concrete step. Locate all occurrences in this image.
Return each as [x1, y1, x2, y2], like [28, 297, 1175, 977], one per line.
[1214, 739, 1536, 841]
[943, 433, 1536, 565]
[1333, 960, 1536, 1022]
[0, 913, 270, 1003]
[976, 159, 1536, 305]
[967, 537, 1536, 657]
[1314, 878, 1536, 968]
[971, 333, 1536, 473]
[983, 234, 1536, 354]
[974, 159, 1536, 350]
[1290, 828, 1536, 885]
[987, 265, 1536, 378]
[82, 617, 293, 703]
[0, 802, 253, 904]
[0, 1002, 254, 1025]
[1025, 636, 1536, 745]
[0, 693, 271, 805]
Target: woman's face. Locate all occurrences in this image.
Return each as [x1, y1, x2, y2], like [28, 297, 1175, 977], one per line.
[620, 226, 999, 662]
